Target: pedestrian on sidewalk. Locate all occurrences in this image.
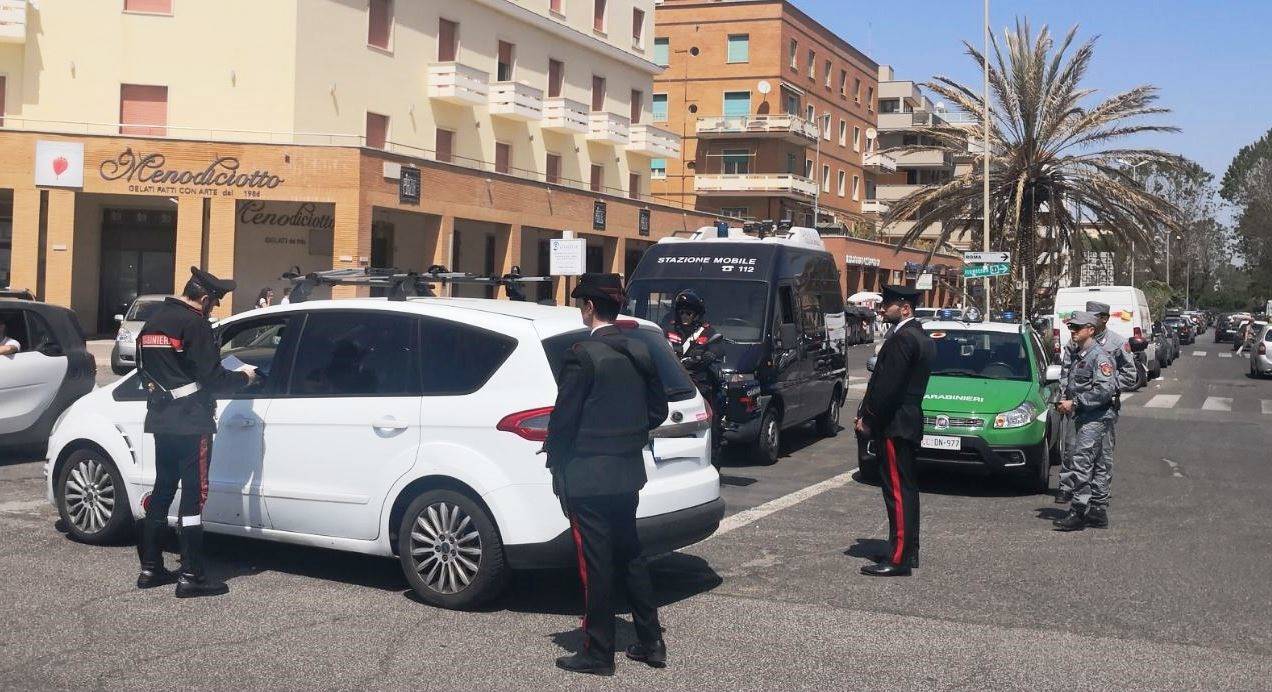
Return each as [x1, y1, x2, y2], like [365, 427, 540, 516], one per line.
[1053, 311, 1117, 531]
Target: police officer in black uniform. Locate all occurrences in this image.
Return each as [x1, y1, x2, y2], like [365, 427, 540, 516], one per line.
[135, 267, 256, 598]
[664, 290, 725, 461]
[546, 273, 670, 676]
[856, 285, 935, 577]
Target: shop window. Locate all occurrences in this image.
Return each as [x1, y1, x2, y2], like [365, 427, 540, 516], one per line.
[119, 84, 168, 136]
[548, 59, 564, 98]
[629, 172, 641, 199]
[632, 8, 644, 46]
[652, 93, 668, 122]
[124, 0, 171, 14]
[727, 34, 749, 63]
[590, 164, 604, 192]
[546, 153, 561, 184]
[368, 0, 393, 50]
[591, 75, 606, 111]
[593, 0, 606, 33]
[495, 142, 511, 174]
[435, 128, 454, 163]
[365, 112, 388, 149]
[653, 37, 669, 67]
[630, 90, 642, 124]
[723, 91, 750, 118]
[438, 18, 459, 62]
[650, 158, 666, 180]
[497, 41, 515, 81]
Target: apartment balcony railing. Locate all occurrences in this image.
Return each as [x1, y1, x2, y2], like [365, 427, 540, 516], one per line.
[694, 173, 818, 199]
[863, 152, 898, 173]
[877, 110, 950, 131]
[875, 183, 925, 201]
[427, 61, 490, 107]
[627, 124, 680, 159]
[588, 111, 631, 146]
[541, 97, 589, 134]
[0, 0, 27, 44]
[861, 199, 889, 214]
[695, 114, 819, 144]
[892, 149, 952, 168]
[488, 81, 544, 122]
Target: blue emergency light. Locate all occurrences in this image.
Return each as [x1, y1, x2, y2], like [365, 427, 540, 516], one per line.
[715, 220, 730, 238]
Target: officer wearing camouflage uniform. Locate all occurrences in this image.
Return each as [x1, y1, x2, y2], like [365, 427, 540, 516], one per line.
[1053, 311, 1118, 531]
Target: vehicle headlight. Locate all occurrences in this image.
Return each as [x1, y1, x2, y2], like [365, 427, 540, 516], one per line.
[116, 328, 133, 342]
[993, 401, 1037, 429]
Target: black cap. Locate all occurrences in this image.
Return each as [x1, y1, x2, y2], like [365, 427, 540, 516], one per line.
[187, 266, 237, 300]
[570, 272, 625, 307]
[881, 284, 922, 307]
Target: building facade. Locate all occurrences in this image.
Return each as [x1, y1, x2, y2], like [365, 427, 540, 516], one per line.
[0, 0, 701, 331]
[649, 0, 878, 231]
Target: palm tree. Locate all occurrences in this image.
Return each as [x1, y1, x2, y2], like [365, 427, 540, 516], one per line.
[881, 19, 1187, 313]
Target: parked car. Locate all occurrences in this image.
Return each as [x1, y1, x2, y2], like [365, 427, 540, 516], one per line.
[1233, 319, 1254, 352]
[1250, 322, 1272, 378]
[1163, 316, 1195, 345]
[1240, 320, 1267, 357]
[1, 299, 96, 456]
[45, 298, 724, 609]
[1151, 321, 1178, 367]
[1214, 314, 1236, 343]
[109, 294, 167, 375]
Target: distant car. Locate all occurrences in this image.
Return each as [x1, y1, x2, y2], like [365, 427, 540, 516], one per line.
[108, 294, 167, 375]
[1250, 323, 1272, 378]
[1151, 321, 1178, 367]
[1163, 316, 1194, 345]
[1240, 320, 1267, 356]
[1233, 319, 1254, 352]
[0, 299, 96, 456]
[1214, 314, 1235, 343]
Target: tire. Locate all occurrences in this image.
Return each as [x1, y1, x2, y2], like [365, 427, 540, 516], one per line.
[1148, 362, 1161, 381]
[1014, 446, 1050, 494]
[56, 448, 133, 545]
[815, 388, 842, 438]
[397, 489, 507, 610]
[1048, 426, 1064, 467]
[749, 407, 782, 465]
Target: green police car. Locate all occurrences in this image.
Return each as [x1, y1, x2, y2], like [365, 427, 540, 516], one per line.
[858, 320, 1064, 492]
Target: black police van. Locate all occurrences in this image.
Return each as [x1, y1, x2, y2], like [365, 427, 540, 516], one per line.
[625, 223, 847, 464]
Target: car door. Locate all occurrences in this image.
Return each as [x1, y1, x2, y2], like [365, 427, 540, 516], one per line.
[0, 309, 67, 437]
[770, 283, 808, 423]
[261, 310, 423, 541]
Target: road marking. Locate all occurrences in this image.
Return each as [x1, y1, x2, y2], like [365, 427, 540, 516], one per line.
[1162, 458, 1184, 478]
[0, 499, 47, 513]
[1143, 394, 1180, 408]
[1263, 400, 1272, 415]
[1219, 352, 1233, 359]
[1201, 397, 1233, 412]
[709, 471, 855, 540]
[1120, 393, 1135, 403]
[1191, 351, 1207, 357]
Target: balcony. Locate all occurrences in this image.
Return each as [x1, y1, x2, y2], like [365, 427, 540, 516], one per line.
[0, 0, 27, 44]
[627, 124, 680, 159]
[488, 81, 544, 122]
[427, 62, 489, 107]
[861, 199, 889, 214]
[542, 97, 589, 134]
[864, 152, 898, 173]
[893, 149, 952, 168]
[875, 183, 925, 202]
[694, 173, 818, 200]
[588, 111, 630, 146]
[695, 114, 820, 144]
[877, 110, 949, 131]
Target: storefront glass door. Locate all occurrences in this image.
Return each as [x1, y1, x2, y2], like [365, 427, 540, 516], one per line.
[98, 208, 176, 334]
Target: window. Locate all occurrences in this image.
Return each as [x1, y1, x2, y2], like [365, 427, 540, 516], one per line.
[216, 316, 294, 398]
[550, 0, 563, 13]
[789, 39, 798, 71]
[822, 115, 831, 141]
[783, 90, 800, 115]
[723, 149, 749, 175]
[593, 0, 606, 33]
[723, 91, 751, 118]
[838, 120, 847, 146]
[289, 312, 421, 397]
[807, 50, 815, 79]
[653, 37, 669, 66]
[630, 89, 642, 124]
[435, 128, 454, 163]
[590, 164, 603, 192]
[629, 172, 641, 199]
[837, 170, 846, 197]
[852, 174, 860, 201]
[546, 153, 561, 184]
[853, 77, 861, 103]
[365, 112, 388, 149]
[853, 126, 861, 152]
[720, 207, 748, 219]
[650, 158, 666, 179]
[806, 104, 815, 122]
[632, 8, 644, 46]
[368, 0, 392, 50]
[495, 142, 511, 174]
[652, 93, 668, 121]
[786, 152, 798, 174]
[420, 318, 516, 395]
[839, 69, 848, 96]
[727, 34, 749, 63]
[496, 41, 515, 81]
[124, 0, 171, 13]
[547, 58, 564, 98]
[591, 75, 606, 111]
[805, 158, 813, 178]
[119, 84, 168, 136]
[438, 18, 458, 61]
[867, 86, 875, 111]
[821, 164, 830, 192]
[824, 60, 832, 88]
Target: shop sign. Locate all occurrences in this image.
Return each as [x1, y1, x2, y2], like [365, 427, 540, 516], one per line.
[35, 140, 85, 188]
[845, 254, 880, 267]
[638, 208, 651, 237]
[399, 166, 421, 205]
[592, 200, 607, 231]
[98, 148, 286, 198]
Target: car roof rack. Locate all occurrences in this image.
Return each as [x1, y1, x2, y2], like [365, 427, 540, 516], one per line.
[281, 265, 552, 304]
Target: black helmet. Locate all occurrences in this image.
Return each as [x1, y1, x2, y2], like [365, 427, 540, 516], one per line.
[674, 289, 706, 317]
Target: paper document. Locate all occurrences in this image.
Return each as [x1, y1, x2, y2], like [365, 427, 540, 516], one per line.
[221, 355, 254, 372]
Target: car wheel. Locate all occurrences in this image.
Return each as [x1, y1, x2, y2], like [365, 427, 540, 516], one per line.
[56, 449, 133, 545]
[815, 389, 842, 438]
[1148, 362, 1161, 380]
[749, 407, 782, 465]
[398, 489, 507, 610]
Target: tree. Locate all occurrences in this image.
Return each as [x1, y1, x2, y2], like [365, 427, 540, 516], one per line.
[1221, 133, 1272, 302]
[880, 20, 1188, 314]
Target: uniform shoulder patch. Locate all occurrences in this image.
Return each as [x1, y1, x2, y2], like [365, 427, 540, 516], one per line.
[1099, 361, 1114, 376]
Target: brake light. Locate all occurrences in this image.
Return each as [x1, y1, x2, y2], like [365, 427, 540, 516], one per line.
[497, 407, 554, 441]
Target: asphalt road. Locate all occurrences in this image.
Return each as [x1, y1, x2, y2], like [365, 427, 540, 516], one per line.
[2, 331, 1270, 689]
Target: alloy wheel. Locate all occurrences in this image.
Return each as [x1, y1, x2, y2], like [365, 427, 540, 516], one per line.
[63, 457, 115, 534]
[408, 502, 482, 595]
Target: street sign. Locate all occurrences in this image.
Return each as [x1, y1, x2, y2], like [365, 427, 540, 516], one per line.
[963, 263, 1010, 279]
[549, 238, 585, 276]
[963, 251, 1010, 264]
[916, 273, 934, 290]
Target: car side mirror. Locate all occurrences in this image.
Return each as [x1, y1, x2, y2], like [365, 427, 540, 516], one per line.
[1045, 364, 1062, 382]
[866, 356, 877, 373]
[779, 322, 798, 349]
[114, 314, 124, 323]
[1128, 336, 1149, 353]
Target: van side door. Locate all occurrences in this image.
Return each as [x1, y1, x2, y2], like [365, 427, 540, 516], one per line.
[771, 283, 808, 423]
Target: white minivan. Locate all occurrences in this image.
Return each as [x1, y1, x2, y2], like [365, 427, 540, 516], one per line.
[44, 298, 723, 608]
[1053, 285, 1157, 383]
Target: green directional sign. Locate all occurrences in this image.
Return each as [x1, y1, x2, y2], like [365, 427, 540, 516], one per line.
[963, 262, 1011, 279]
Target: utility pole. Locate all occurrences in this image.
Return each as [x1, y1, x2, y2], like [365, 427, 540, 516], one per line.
[812, 113, 828, 228]
[982, 0, 992, 317]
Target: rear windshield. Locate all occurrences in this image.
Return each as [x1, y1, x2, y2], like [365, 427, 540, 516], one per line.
[927, 329, 1032, 381]
[127, 300, 165, 322]
[541, 326, 697, 402]
[625, 279, 769, 343]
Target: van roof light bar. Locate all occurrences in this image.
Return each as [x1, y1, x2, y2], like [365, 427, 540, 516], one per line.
[281, 266, 551, 303]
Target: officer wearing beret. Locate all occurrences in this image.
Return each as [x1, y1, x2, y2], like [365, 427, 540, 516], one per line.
[545, 273, 670, 676]
[134, 267, 257, 597]
[856, 284, 935, 576]
[1053, 311, 1118, 531]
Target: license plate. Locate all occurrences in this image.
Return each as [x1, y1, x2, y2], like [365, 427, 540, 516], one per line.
[921, 435, 961, 450]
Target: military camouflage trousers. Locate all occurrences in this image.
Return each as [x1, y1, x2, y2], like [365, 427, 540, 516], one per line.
[1058, 412, 1115, 510]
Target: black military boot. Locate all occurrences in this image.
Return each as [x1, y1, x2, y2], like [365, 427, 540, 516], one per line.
[1054, 490, 1073, 504]
[136, 516, 177, 589]
[175, 523, 229, 599]
[1085, 507, 1109, 529]
[626, 639, 668, 668]
[555, 652, 615, 676]
[1052, 507, 1087, 532]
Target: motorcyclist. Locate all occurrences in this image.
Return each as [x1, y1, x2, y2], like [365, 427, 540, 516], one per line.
[664, 290, 726, 462]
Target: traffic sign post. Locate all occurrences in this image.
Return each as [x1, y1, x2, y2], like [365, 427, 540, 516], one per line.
[963, 263, 1010, 279]
[963, 251, 1011, 264]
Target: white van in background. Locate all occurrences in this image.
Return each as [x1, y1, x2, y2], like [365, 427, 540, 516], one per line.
[1053, 285, 1157, 385]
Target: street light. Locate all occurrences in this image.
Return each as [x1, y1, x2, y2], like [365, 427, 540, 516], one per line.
[1117, 158, 1151, 287]
[981, 0, 991, 316]
[811, 112, 832, 229]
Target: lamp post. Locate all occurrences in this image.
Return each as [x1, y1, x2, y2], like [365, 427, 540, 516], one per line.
[981, 0, 992, 316]
[812, 112, 830, 228]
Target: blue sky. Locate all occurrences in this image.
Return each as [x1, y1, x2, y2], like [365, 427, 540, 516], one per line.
[796, 0, 1272, 182]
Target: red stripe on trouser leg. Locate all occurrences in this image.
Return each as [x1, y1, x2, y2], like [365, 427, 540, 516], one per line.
[885, 439, 906, 565]
[197, 435, 210, 510]
[569, 514, 590, 651]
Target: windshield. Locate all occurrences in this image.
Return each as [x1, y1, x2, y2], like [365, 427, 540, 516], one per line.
[625, 279, 769, 344]
[126, 299, 164, 322]
[927, 329, 1032, 381]
[541, 326, 698, 402]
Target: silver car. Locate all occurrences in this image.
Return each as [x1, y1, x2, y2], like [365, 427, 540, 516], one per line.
[1251, 322, 1272, 378]
[109, 295, 166, 375]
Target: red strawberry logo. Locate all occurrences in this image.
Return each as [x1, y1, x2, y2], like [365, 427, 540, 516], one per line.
[51, 156, 69, 177]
